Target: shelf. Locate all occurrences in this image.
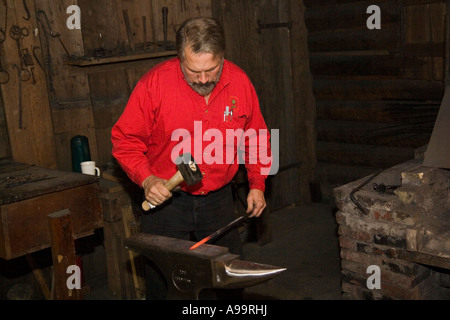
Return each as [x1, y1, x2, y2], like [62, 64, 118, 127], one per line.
[66, 50, 177, 67]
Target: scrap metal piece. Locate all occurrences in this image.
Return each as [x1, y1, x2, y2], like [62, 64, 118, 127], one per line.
[123, 233, 286, 300]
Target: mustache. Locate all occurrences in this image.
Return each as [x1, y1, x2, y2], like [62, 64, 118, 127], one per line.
[191, 81, 217, 89]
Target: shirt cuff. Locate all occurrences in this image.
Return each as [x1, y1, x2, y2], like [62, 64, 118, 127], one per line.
[248, 176, 266, 193]
[134, 166, 153, 188]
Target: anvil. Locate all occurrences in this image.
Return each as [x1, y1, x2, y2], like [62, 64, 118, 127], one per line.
[123, 233, 286, 300]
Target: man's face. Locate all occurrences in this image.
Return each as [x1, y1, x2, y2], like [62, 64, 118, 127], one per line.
[181, 46, 223, 97]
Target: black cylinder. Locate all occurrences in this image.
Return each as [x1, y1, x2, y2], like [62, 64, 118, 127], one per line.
[71, 135, 92, 173]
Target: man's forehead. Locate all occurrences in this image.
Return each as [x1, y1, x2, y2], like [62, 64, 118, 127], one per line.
[183, 50, 222, 71]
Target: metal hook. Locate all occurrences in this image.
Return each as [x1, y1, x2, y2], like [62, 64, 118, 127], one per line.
[22, 0, 30, 21]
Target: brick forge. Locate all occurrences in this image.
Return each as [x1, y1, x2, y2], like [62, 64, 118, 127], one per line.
[334, 158, 450, 300]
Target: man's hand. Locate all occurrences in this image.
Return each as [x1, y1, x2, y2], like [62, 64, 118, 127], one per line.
[246, 189, 266, 218]
[142, 175, 172, 207]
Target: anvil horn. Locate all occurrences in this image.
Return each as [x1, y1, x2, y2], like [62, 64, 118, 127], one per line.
[123, 233, 287, 300]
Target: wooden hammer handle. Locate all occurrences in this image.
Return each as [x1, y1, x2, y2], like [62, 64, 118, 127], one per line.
[141, 170, 184, 211]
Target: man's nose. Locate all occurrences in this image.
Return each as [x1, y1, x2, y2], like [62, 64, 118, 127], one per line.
[198, 72, 208, 84]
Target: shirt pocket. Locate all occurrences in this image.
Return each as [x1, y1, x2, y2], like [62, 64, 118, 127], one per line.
[220, 114, 249, 149]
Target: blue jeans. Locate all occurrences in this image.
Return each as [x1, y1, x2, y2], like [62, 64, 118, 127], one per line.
[140, 183, 243, 299]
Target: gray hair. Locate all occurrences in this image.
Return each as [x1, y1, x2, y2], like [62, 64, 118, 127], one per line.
[176, 17, 225, 60]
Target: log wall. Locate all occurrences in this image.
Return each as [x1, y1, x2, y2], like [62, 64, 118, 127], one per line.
[304, 0, 446, 200]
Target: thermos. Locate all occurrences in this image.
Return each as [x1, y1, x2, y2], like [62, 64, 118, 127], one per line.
[71, 135, 92, 173]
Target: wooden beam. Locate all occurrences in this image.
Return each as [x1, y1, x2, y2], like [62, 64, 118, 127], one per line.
[48, 209, 81, 300]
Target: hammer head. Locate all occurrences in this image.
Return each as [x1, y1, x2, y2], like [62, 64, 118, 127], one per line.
[175, 153, 203, 186]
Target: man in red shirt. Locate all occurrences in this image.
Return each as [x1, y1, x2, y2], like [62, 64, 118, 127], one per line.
[111, 17, 273, 299]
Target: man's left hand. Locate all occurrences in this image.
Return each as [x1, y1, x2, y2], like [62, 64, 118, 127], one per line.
[246, 189, 266, 218]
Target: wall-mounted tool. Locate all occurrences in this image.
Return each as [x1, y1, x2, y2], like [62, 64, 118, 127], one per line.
[13, 64, 24, 129]
[21, 48, 34, 66]
[0, 68, 9, 84]
[257, 19, 292, 34]
[162, 7, 168, 50]
[123, 9, 135, 52]
[0, 0, 7, 44]
[149, 0, 157, 50]
[142, 16, 147, 52]
[10, 25, 31, 82]
[22, 0, 30, 21]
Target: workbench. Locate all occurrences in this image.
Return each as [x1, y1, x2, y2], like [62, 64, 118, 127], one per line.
[0, 159, 103, 299]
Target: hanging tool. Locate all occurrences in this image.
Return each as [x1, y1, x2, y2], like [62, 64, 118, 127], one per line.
[123, 9, 135, 52]
[22, 0, 30, 21]
[180, 0, 187, 12]
[190, 214, 250, 250]
[22, 48, 34, 66]
[36, 10, 72, 59]
[13, 64, 24, 129]
[143, 16, 147, 52]
[162, 7, 168, 50]
[0, 68, 9, 84]
[149, 0, 157, 50]
[10, 26, 31, 82]
[0, 0, 7, 44]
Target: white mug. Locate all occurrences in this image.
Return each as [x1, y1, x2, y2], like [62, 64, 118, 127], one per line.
[80, 161, 101, 176]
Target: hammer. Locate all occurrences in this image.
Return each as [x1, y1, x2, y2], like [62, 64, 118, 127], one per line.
[142, 153, 203, 211]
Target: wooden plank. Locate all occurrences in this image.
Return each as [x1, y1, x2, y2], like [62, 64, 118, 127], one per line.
[403, 3, 446, 44]
[316, 100, 441, 123]
[0, 0, 56, 168]
[316, 141, 416, 168]
[313, 79, 444, 101]
[317, 119, 432, 148]
[308, 23, 401, 53]
[48, 209, 80, 300]
[310, 53, 404, 77]
[0, 96, 11, 160]
[288, 0, 317, 203]
[122, 205, 145, 299]
[25, 253, 52, 300]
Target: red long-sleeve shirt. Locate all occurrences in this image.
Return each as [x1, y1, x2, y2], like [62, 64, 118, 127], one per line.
[111, 57, 272, 195]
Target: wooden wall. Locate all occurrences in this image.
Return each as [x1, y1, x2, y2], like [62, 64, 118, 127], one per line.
[212, 0, 317, 210]
[0, 0, 212, 171]
[304, 0, 446, 199]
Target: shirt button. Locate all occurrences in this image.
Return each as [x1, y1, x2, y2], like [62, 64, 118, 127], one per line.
[201, 191, 205, 195]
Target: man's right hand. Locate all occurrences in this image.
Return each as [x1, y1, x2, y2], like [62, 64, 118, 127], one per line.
[142, 175, 173, 207]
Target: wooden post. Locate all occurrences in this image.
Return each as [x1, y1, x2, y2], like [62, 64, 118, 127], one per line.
[48, 209, 81, 300]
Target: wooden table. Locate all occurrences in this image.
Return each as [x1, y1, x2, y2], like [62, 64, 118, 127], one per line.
[0, 159, 103, 299]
